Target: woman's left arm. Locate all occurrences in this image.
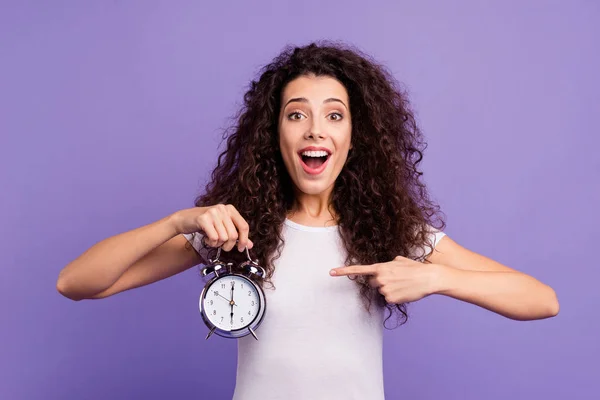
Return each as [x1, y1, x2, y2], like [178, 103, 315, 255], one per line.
[425, 235, 560, 321]
[330, 235, 560, 321]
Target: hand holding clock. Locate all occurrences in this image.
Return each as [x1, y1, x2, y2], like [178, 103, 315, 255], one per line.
[171, 204, 254, 252]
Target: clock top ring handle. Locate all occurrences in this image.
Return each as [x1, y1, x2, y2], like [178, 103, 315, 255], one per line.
[201, 242, 265, 279]
[210, 243, 254, 264]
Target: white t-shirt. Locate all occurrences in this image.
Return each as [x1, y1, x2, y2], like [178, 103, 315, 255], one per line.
[184, 218, 446, 400]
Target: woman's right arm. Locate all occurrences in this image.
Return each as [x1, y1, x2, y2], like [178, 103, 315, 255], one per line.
[56, 205, 252, 301]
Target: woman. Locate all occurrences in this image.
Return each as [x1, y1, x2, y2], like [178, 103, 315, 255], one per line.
[56, 42, 559, 399]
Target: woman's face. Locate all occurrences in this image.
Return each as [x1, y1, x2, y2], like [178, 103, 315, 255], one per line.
[278, 74, 352, 197]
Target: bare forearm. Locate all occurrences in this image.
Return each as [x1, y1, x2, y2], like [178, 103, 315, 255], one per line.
[432, 264, 559, 321]
[57, 214, 179, 299]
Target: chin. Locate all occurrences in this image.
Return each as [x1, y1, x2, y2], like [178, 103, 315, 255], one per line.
[294, 179, 335, 196]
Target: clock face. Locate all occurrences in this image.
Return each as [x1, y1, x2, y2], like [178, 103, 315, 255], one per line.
[202, 275, 261, 331]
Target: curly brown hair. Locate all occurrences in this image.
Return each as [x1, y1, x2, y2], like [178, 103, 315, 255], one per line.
[195, 41, 445, 327]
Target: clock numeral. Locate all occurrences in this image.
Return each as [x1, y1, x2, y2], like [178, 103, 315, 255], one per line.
[209, 300, 213, 305]
[221, 283, 226, 289]
[241, 317, 244, 323]
[213, 290, 219, 296]
[213, 310, 216, 315]
[220, 316, 224, 322]
[248, 311, 251, 316]
[241, 284, 244, 289]
[248, 290, 251, 296]
[251, 301, 255, 306]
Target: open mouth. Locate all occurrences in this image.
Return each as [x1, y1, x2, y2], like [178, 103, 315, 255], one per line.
[298, 150, 331, 175]
[301, 154, 329, 169]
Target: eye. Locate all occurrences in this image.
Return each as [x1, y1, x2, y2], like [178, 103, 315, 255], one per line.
[328, 112, 343, 121]
[287, 112, 306, 121]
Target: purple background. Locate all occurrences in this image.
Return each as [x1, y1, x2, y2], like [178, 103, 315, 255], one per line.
[2, 1, 598, 399]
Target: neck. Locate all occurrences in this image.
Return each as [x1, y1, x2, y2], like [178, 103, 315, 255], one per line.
[287, 186, 337, 226]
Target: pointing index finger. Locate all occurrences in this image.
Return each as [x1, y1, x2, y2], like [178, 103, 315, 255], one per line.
[330, 264, 378, 276]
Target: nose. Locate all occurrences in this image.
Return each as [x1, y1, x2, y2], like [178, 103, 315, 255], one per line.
[305, 117, 326, 140]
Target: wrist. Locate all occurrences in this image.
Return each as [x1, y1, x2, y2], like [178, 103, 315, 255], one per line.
[429, 263, 456, 295]
[163, 211, 183, 236]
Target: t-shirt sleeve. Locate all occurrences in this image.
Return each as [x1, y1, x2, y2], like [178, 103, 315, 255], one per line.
[428, 225, 446, 248]
[410, 224, 447, 260]
[182, 232, 211, 264]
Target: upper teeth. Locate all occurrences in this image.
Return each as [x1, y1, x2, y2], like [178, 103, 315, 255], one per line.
[301, 150, 329, 157]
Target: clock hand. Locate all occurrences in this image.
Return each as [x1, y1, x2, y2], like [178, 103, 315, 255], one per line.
[217, 294, 238, 305]
[230, 281, 235, 325]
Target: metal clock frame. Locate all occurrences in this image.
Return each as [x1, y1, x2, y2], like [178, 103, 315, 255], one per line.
[199, 247, 267, 341]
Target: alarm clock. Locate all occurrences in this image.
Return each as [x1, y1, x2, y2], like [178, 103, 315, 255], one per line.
[199, 246, 266, 340]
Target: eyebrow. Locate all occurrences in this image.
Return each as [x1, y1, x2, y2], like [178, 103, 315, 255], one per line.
[284, 97, 348, 110]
